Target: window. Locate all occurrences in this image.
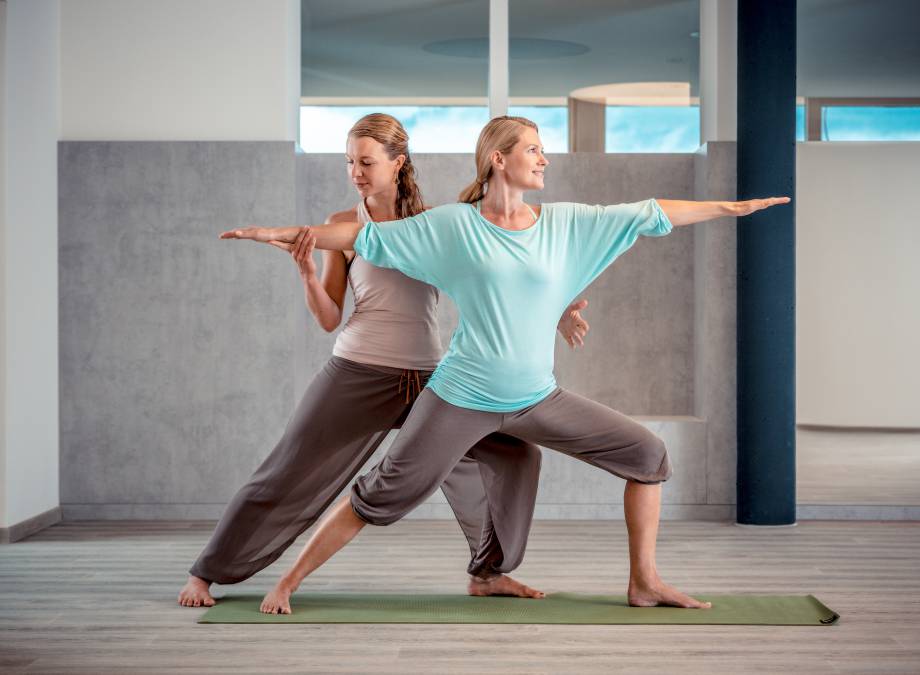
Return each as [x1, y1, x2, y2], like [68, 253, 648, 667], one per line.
[300, 0, 488, 152]
[822, 106, 920, 141]
[606, 106, 700, 153]
[299, 106, 489, 153]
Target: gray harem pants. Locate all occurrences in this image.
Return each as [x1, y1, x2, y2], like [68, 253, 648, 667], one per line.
[190, 357, 542, 583]
[352, 387, 672, 576]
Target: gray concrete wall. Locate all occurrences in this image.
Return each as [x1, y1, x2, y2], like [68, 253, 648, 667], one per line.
[59, 143, 736, 520]
[59, 142, 299, 516]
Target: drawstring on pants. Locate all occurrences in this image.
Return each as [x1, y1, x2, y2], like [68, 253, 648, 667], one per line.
[398, 369, 423, 403]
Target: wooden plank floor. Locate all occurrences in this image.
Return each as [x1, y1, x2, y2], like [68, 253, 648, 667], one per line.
[1, 520, 918, 674]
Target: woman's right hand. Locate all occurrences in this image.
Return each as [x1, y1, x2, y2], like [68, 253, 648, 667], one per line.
[288, 228, 318, 279]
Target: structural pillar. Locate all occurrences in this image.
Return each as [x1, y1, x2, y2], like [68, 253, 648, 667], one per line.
[736, 0, 797, 525]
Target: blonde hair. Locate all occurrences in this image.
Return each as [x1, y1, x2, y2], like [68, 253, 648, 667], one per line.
[458, 116, 539, 204]
[348, 113, 425, 218]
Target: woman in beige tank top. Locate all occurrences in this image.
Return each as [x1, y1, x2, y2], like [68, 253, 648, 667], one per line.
[179, 114, 589, 609]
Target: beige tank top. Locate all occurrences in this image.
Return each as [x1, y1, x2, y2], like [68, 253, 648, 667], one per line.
[332, 200, 443, 370]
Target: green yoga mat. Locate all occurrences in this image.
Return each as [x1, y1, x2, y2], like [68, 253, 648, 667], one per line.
[197, 592, 839, 625]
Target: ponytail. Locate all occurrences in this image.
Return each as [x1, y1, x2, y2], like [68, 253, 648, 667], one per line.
[395, 156, 425, 218]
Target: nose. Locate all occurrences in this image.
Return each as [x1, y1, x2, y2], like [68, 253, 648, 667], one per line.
[538, 153, 548, 167]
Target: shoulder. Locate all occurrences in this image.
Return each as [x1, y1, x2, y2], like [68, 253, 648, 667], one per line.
[405, 202, 469, 225]
[540, 202, 592, 217]
[324, 207, 359, 225]
[432, 202, 472, 219]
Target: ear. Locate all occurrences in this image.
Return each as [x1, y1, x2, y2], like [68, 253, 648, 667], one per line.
[394, 154, 406, 173]
[490, 150, 505, 172]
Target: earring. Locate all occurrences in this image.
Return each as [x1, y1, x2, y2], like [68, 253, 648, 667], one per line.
[394, 175, 399, 184]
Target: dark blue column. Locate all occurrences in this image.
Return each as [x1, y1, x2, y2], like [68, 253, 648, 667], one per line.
[737, 0, 797, 525]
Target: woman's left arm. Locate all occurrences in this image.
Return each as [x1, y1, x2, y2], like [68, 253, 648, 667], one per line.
[656, 197, 790, 227]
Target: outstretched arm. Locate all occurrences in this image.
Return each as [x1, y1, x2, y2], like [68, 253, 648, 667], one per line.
[219, 221, 364, 251]
[656, 197, 790, 227]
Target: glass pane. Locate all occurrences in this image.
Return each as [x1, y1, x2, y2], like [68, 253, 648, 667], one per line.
[798, 1, 920, 100]
[300, 1, 488, 151]
[300, 106, 489, 153]
[822, 107, 920, 141]
[605, 106, 700, 153]
[510, 0, 700, 153]
[796, 105, 806, 142]
[507, 106, 568, 152]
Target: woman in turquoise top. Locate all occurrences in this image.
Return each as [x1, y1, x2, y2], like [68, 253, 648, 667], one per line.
[222, 116, 789, 614]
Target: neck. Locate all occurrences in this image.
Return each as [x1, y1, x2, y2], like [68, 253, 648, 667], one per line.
[479, 181, 526, 219]
[364, 188, 399, 221]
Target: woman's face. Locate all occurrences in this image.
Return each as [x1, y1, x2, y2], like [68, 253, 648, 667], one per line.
[495, 127, 549, 191]
[345, 135, 404, 199]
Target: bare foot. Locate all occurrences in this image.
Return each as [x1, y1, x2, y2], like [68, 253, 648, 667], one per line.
[177, 575, 215, 608]
[628, 576, 711, 609]
[260, 583, 294, 615]
[468, 574, 545, 599]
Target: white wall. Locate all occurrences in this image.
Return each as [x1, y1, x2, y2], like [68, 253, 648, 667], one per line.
[699, 0, 737, 143]
[0, 0, 7, 529]
[797, 142, 920, 428]
[61, 0, 300, 141]
[2, 0, 60, 528]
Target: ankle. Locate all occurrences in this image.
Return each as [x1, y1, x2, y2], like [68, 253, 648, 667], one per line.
[629, 567, 660, 586]
[470, 571, 500, 584]
[278, 573, 299, 594]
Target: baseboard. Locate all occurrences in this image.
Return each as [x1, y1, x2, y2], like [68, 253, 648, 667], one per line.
[797, 504, 920, 520]
[61, 502, 735, 521]
[0, 506, 62, 543]
[61, 502, 920, 522]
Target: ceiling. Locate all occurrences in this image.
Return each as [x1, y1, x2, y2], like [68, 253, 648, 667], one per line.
[300, 0, 920, 99]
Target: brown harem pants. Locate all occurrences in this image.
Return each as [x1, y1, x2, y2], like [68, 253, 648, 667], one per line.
[189, 357, 542, 583]
[352, 387, 672, 575]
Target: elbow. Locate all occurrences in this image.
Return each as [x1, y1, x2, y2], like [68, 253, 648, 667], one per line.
[319, 312, 342, 333]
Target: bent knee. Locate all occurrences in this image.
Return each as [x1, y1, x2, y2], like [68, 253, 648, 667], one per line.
[637, 433, 672, 483]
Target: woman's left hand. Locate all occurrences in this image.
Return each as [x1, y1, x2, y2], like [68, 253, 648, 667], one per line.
[730, 196, 791, 217]
[558, 298, 590, 349]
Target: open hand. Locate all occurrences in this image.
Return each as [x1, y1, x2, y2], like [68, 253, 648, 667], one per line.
[731, 196, 791, 217]
[286, 228, 318, 278]
[219, 226, 279, 242]
[219, 226, 304, 244]
[558, 298, 590, 349]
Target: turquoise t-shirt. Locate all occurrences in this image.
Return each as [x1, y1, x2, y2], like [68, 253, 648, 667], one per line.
[353, 199, 673, 412]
